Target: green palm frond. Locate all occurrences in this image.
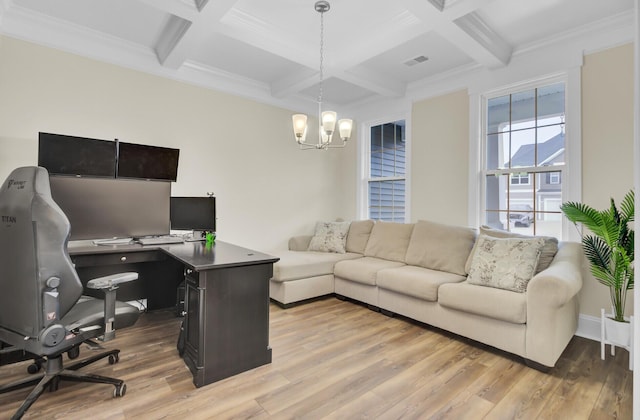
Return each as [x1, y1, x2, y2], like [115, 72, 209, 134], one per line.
[582, 235, 611, 273]
[561, 190, 634, 322]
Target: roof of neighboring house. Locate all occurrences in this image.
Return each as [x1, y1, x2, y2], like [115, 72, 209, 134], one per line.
[508, 132, 564, 167]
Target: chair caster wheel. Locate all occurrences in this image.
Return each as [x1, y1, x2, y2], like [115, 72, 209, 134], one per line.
[113, 383, 126, 398]
[108, 353, 119, 365]
[68, 346, 80, 359]
[27, 363, 41, 374]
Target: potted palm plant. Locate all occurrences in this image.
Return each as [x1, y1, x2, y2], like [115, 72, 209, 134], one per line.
[560, 190, 634, 361]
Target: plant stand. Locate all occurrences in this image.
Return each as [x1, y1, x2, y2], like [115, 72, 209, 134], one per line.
[601, 308, 634, 370]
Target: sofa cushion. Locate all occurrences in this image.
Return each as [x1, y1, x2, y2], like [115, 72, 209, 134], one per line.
[467, 235, 545, 293]
[271, 250, 362, 282]
[345, 220, 375, 254]
[307, 221, 351, 253]
[465, 225, 558, 274]
[363, 222, 414, 262]
[405, 220, 476, 276]
[377, 265, 466, 301]
[439, 281, 527, 324]
[334, 256, 405, 286]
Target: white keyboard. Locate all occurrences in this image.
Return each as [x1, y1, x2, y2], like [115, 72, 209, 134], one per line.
[138, 236, 184, 245]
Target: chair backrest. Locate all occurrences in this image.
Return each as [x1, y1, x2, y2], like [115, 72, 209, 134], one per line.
[0, 166, 82, 338]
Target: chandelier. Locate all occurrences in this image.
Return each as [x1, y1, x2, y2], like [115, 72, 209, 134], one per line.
[292, 1, 353, 150]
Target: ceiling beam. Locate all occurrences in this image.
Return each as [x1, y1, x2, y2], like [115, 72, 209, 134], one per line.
[154, 0, 238, 69]
[337, 66, 406, 98]
[402, 0, 511, 68]
[135, 0, 199, 21]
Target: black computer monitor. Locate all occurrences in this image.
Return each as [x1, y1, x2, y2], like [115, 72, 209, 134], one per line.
[50, 176, 171, 240]
[170, 197, 216, 233]
[39, 132, 116, 177]
[117, 142, 180, 181]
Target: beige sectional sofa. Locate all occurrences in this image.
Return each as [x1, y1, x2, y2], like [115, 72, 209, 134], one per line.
[269, 220, 583, 369]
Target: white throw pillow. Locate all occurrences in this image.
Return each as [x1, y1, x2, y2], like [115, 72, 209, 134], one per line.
[467, 235, 545, 293]
[307, 221, 351, 254]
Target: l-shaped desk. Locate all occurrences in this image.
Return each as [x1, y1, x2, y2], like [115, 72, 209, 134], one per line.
[68, 240, 279, 387]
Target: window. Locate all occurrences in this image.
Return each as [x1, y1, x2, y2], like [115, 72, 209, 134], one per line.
[483, 82, 566, 237]
[510, 173, 531, 185]
[366, 121, 406, 222]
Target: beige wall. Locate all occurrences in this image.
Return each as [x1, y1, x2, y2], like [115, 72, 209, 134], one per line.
[0, 35, 352, 251]
[411, 89, 469, 225]
[580, 43, 635, 318]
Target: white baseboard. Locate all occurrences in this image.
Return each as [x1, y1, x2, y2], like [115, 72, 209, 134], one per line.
[575, 313, 601, 342]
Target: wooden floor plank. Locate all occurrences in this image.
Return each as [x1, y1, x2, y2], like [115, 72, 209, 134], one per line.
[0, 297, 633, 419]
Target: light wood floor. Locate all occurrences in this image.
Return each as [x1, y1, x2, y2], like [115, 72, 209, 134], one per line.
[0, 297, 633, 419]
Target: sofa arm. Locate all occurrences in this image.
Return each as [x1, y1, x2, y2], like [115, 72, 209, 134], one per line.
[525, 241, 583, 367]
[527, 242, 583, 308]
[289, 235, 312, 251]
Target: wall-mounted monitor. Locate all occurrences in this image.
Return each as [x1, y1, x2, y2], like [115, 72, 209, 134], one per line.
[170, 197, 216, 232]
[117, 142, 179, 181]
[38, 132, 116, 177]
[50, 176, 171, 240]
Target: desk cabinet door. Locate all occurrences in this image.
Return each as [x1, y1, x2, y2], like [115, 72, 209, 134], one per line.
[183, 270, 204, 372]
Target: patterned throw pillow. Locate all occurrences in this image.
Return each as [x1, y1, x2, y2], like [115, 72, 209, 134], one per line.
[467, 235, 545, 293]
[307, 221, 351, 253]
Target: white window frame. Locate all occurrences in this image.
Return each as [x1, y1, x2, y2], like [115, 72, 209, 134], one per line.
[468, 70, 582, 241]
[358, 114, 411, 222]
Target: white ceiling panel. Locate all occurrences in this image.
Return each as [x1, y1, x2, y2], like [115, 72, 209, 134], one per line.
[14, 0, 168, 47]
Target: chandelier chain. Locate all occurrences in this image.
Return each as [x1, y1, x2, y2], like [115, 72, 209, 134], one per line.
[318, 9, 324, 107]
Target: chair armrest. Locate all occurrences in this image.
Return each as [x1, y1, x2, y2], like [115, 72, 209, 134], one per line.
[86, 272, 138, 342]
[86, 272, 138, 290]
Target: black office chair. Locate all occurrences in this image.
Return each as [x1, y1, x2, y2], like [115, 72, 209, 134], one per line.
[0, 166, 140, 419]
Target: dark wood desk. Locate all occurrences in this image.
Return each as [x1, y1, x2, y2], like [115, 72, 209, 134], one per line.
[68, 240, 279, 387]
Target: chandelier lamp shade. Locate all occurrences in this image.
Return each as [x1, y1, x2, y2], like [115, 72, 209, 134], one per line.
[292, 1, 353, 150]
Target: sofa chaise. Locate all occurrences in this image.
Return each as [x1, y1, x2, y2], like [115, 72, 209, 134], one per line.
[269, 220, 582, 369]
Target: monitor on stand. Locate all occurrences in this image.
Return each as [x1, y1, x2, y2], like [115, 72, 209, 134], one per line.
[170, 196, 216, 241]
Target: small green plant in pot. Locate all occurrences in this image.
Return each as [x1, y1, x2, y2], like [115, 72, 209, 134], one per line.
[560, 190, 634, 323]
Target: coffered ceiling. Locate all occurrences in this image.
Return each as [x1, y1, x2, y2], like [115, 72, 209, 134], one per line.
[0, 0, 634, 112]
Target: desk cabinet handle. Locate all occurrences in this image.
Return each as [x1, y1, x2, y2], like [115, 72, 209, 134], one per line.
[120, 256, 127, 262]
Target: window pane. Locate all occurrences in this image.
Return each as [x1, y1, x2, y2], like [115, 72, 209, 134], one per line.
[534, 172, 562, 237]
[486, 133, 507, 170]
[511, 89, 535, 130]
[537, 125, 565, 166]
[537, 83, 565, 120]
[485, 174, 506, 212]
[369, 180, 405, 222]
[487, 95, 510, 135]
[368, 120, 406, 223]
[509, 128, 536, 168]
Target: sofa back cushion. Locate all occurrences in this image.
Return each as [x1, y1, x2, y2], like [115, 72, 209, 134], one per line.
[464, 225, 558, 274]
[363, 221, 414, 262]
[345, 220, 375, 254]
[405, 220, 476, 276]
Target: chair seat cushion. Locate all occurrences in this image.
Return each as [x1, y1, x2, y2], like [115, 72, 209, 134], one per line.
[438, 281, 527, 324]
[271, 250, 362, 282]
[61, 298, 140, 330]
[334, 257, 405, 286]
[377, 266, 466, 301]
